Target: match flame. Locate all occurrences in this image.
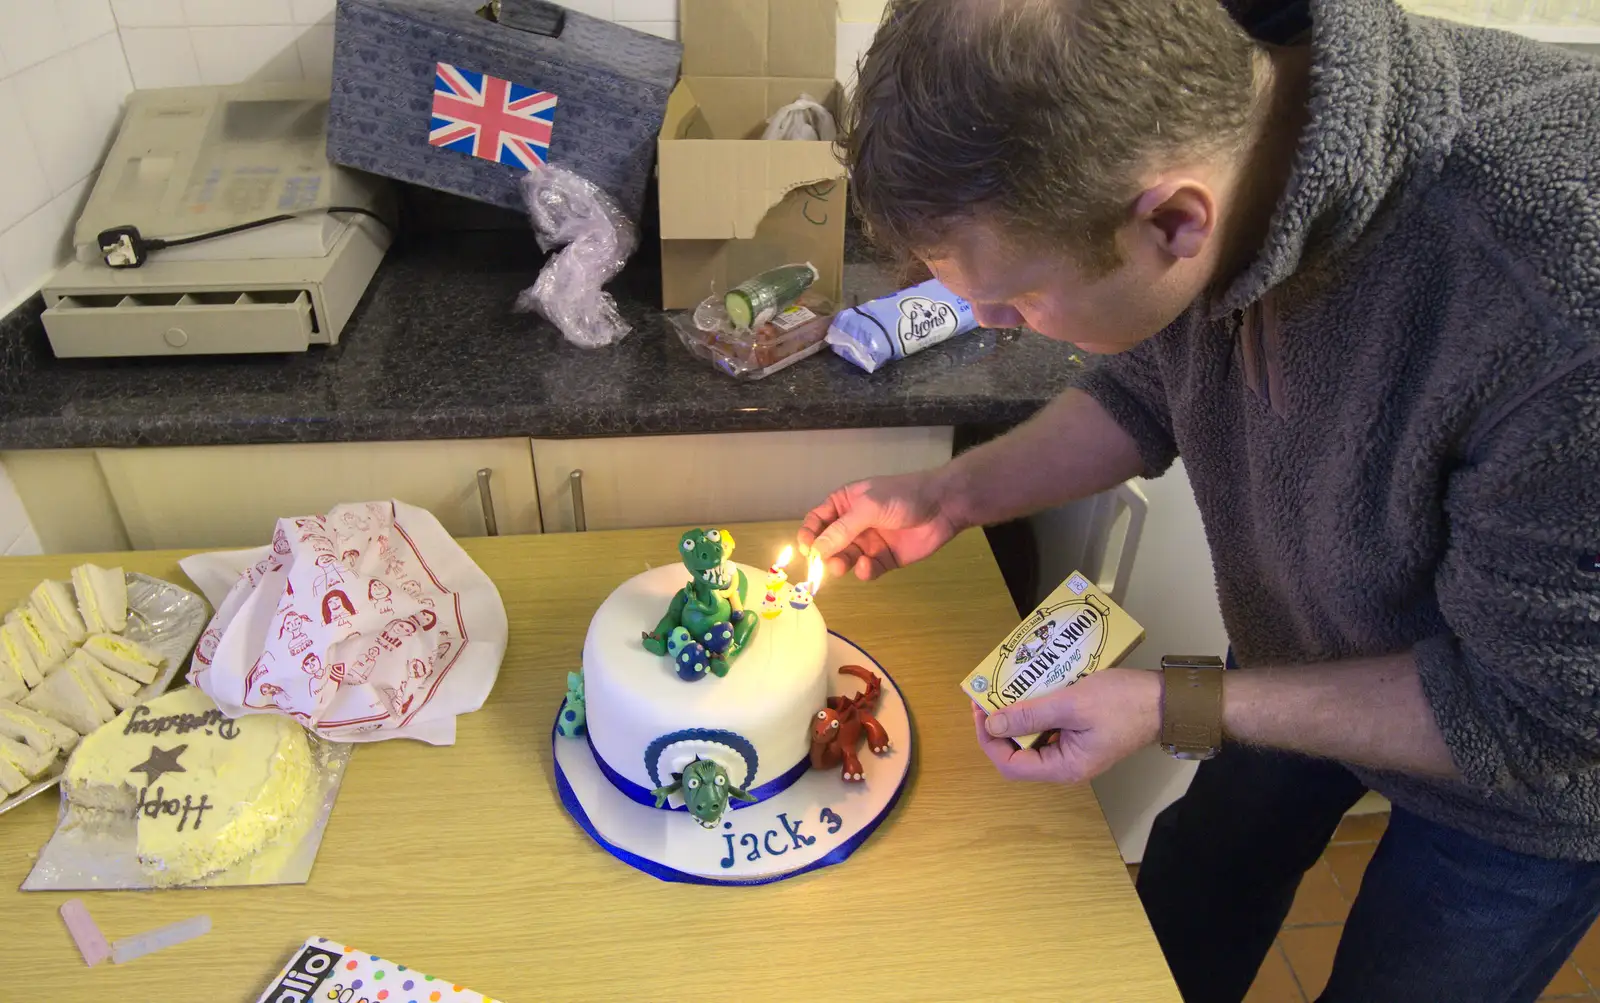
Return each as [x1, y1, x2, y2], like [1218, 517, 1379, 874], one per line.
[806, 553, 825, 593]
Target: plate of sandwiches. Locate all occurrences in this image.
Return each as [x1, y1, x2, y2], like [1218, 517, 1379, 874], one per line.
[0, 564, 209, 815]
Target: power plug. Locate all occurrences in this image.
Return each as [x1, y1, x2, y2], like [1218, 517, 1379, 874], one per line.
[98, 226, 151, 268]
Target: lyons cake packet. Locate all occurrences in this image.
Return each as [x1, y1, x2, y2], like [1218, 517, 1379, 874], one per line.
[962, 571, 1146, 749]
[182, 501, 508, 746]
[826, 279, 978, 373]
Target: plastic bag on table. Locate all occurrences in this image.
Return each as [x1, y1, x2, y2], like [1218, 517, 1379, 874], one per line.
[761, 93, 837, 141]
[515, 165, 639, 349]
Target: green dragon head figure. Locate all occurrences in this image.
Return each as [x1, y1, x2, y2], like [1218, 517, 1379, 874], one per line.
[641, 527, 758, 678]
[651, 756, 757, 828]
[679, 527, 736, 595]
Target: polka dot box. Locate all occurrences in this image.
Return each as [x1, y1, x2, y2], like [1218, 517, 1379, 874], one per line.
[255, 937, 499, 1003]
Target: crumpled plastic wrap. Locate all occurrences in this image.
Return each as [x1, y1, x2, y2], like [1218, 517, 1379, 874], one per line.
[0, 573, 207, 818]
[516, 165, 639, 349]
[761, 93, 838, 141]
[23, 723, 351, 891]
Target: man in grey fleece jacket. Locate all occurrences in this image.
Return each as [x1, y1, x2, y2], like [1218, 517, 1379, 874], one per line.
[800, 0, 1600, 999]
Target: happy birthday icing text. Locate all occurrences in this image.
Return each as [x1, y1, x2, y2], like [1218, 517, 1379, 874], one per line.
[124, 704, 240, 740]
[135, 785, 213, 832]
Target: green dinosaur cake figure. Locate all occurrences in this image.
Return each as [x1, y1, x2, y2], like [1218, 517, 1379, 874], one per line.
[642, 528, 759, 681]
[651, 757, 756, 828]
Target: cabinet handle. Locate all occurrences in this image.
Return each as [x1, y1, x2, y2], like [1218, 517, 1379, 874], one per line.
[570, 468, 587, 533]
[476, 468, 499, 537]
[1096, 481, 1147, 603]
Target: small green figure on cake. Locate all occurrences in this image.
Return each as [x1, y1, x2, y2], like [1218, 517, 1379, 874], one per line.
[651, 757, 756, 828]
[642, 528, 759, 681]
[557, 670, 586, 738]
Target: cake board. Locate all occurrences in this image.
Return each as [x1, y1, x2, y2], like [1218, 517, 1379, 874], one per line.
[553, 631, 912, 885]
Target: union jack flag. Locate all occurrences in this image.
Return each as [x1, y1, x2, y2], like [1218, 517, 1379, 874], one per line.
[429, 62, 558, 171]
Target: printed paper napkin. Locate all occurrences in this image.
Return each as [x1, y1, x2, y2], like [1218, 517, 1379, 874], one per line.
[183, 501, 506, 745]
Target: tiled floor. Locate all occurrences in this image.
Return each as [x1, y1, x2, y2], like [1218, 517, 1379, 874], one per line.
[1127, 812, 1600, 1001]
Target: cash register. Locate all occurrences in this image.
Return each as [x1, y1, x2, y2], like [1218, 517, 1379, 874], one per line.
[39, 81, 394, 357]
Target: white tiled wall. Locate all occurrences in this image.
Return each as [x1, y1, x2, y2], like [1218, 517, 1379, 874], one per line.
[0, 0, 133, 318]
[110, 0, 677, 94]
[113, 0, 338, 88]
[838, 0, 889, 83]
[568, 2, 884, 82]
[106, 0, 881, 86]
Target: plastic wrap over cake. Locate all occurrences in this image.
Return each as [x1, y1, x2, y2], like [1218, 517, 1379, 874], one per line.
[185, 501, 508, 745]
[0, 573, 208, 817]
[25, 685, 353, 891]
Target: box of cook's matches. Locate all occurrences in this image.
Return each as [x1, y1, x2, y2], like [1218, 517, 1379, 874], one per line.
[962, 571, 1145, 749]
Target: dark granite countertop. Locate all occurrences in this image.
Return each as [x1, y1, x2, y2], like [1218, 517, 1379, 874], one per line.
[0, 216, 1084, 451]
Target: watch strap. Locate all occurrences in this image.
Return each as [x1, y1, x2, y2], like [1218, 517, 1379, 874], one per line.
[1160, 656, 1225, 759]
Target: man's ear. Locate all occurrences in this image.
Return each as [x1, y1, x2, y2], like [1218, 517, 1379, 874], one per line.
[1132, 179, 1216, 260]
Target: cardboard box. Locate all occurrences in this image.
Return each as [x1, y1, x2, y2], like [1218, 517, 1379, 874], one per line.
[962, 571, 1146, 749]
[657, 0, 848, 310]
[327, 0, 681, 223]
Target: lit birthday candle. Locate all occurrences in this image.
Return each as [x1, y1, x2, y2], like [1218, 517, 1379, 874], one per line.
[768, 545, 794, 582]
[789, 553, 825, 611]
[760, 545, 794, 619]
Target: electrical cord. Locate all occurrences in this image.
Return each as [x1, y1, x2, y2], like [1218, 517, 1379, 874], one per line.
[97, 206, 388, 268]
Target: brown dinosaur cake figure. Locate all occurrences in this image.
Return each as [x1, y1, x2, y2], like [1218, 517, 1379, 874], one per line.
[809, 664, 891, 782]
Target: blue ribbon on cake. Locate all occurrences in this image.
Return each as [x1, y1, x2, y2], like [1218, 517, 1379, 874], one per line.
[552, 632, 911, 886]
[553, 733, 906, 886]
[586, 732, 810, 812]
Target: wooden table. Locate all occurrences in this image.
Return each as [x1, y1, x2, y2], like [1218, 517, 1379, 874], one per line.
[2, 524, 1180, 1002]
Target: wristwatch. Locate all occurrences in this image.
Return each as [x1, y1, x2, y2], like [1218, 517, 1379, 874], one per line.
[1159, 655, 1226, 760]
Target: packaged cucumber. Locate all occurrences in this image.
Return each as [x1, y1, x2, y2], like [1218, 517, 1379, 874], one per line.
[723, 263, 819, 330]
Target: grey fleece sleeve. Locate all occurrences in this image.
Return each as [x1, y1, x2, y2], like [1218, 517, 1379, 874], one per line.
[1417, 357, 1600, 795]
[1069, 339, 1179, 477]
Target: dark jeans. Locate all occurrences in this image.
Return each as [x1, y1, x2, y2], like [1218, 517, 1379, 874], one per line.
[1136, 744, 1600, 1002]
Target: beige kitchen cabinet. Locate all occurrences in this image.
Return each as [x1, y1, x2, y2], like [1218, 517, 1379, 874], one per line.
[0, 449, 131, 554]
[4, 428, 953, 554]
[532, 427, 954, 533]
[94, 439, 541, 550]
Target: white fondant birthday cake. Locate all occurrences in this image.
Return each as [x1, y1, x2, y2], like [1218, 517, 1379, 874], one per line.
[582, 560, 830, 807]
[554, 527, 912, 883]
[560, 528, 899, 830]
[63, 686, 314, 885]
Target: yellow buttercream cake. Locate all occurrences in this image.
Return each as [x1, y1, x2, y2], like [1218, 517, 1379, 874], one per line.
[63, 686, 314, 885]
